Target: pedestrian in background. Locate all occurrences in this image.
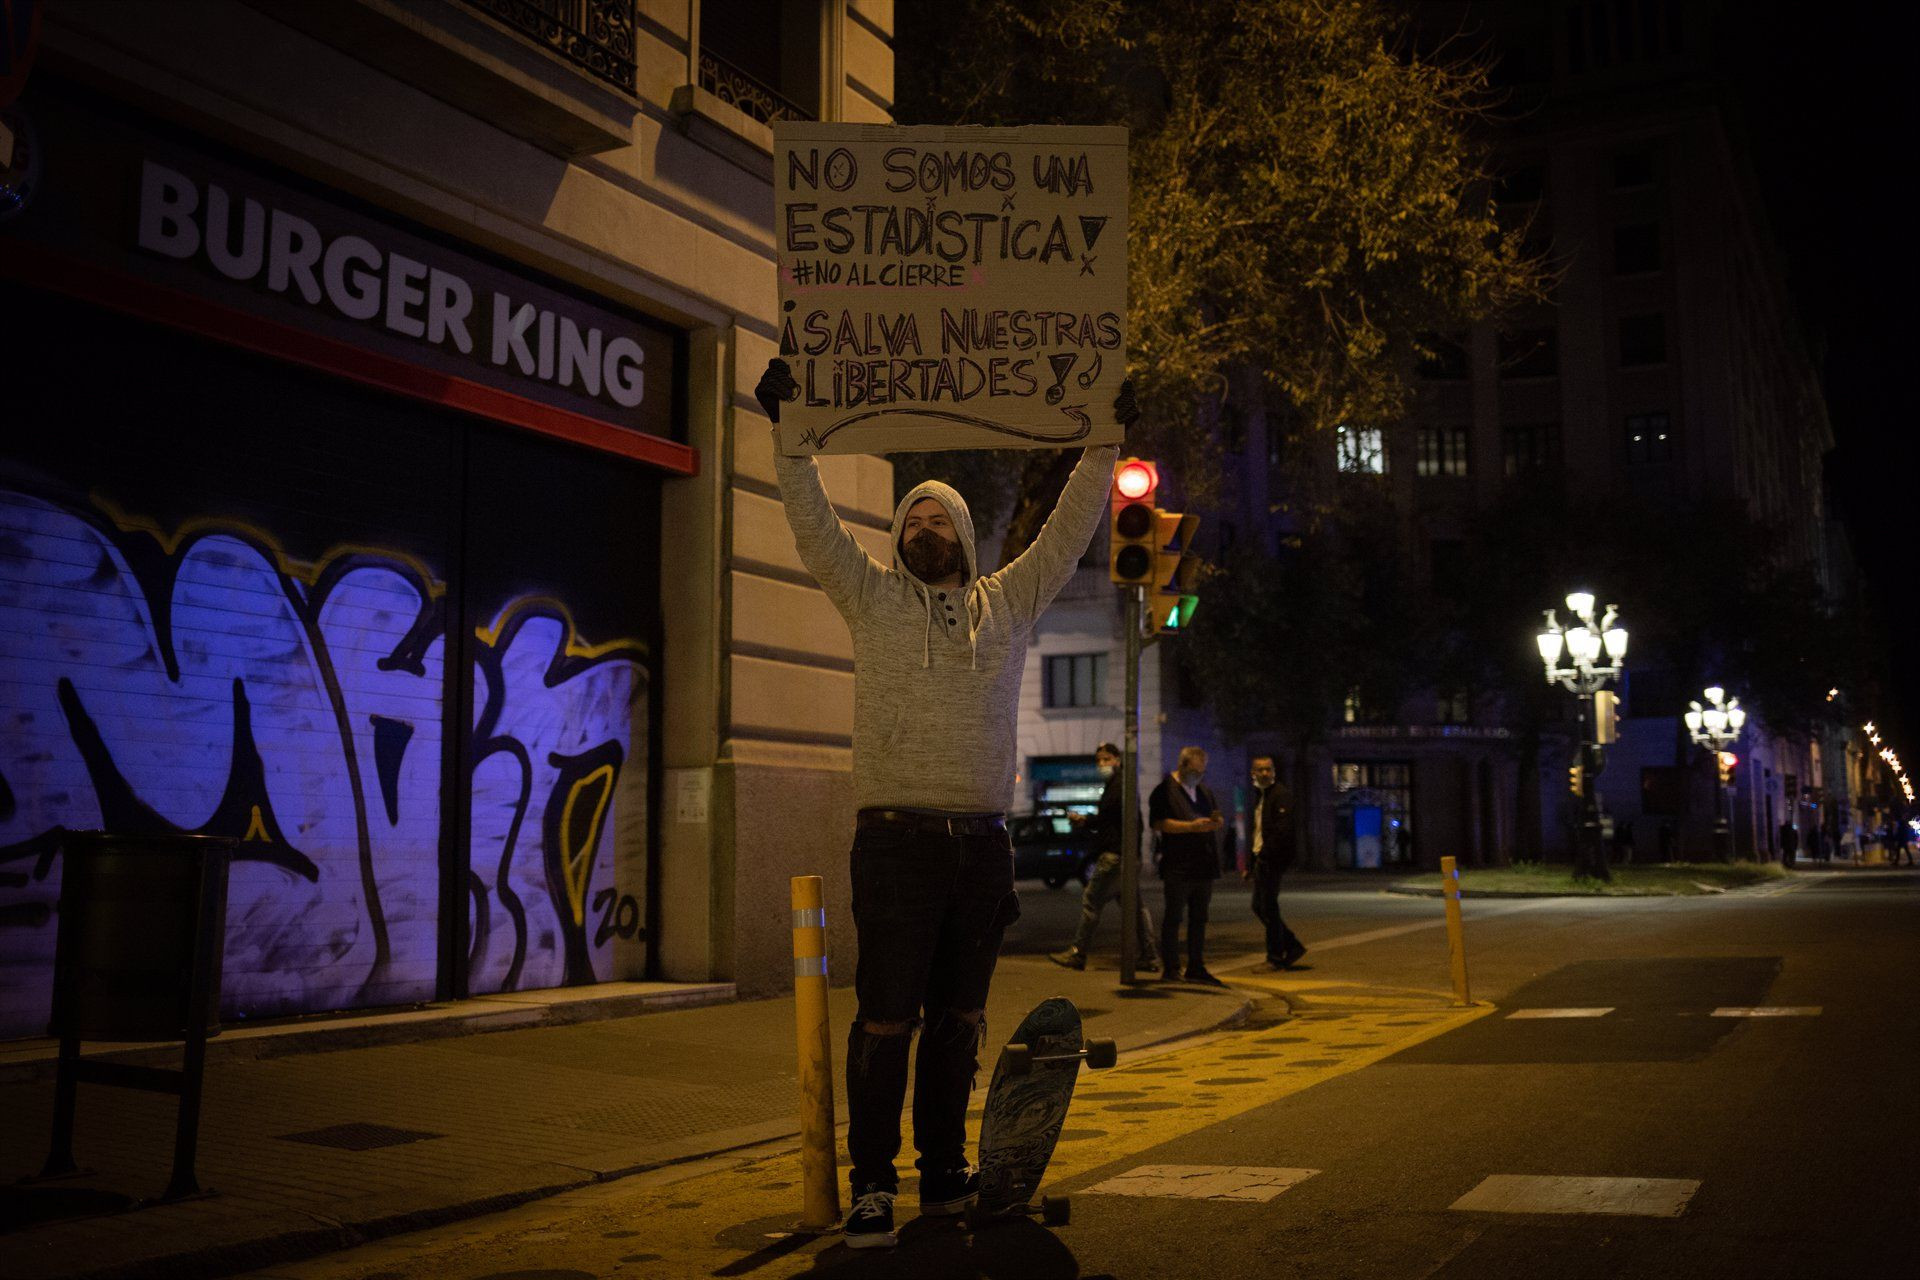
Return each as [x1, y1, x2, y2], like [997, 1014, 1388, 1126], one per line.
[1050, 743, 1158, 972]
[1778, 819, 1799, 866]
[1243, 755, 1307, 970]
[1150, 746, 1225, 985]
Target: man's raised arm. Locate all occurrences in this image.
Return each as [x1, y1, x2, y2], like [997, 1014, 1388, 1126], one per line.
[758, 360, 882, 616]
[994, 381, 1139, 623]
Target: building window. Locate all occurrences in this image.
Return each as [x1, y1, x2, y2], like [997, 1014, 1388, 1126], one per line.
[1502, 422, 1562, 476]
[1417, 336, 1470, 380]
[1043, 653, 1106, 709]
[1625, 411, 1674, 463]
[699, 0, 819, 123]
[1499, 327, 1558, 379]
[1613, 146, 1656, 189]
[1416, 426, 1471, 478]
[1613, 223, 1660, 274]
[1619, 312, 1667, 366]
[1331, 761, 1413, 868]
[457, 0, 637, 91]
[1436, 689, 1472, 725]
[1336, 425, 1386, 475]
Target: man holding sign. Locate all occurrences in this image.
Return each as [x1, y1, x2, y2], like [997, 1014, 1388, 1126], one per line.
[763, 120, 1131, 1248]
[758, 356, 1132, 1246]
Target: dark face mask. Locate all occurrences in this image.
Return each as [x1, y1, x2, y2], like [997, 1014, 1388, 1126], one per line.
[901, 528, 964, 582]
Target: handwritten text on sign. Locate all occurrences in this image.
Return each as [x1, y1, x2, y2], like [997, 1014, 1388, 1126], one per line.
[773, 123, 1127, 456]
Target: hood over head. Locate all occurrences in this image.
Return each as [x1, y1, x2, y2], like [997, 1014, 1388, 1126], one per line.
[889, 479, 982, 668]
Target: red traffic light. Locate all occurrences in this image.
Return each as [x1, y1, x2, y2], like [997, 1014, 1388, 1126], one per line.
[1115, 459, 1157, 500]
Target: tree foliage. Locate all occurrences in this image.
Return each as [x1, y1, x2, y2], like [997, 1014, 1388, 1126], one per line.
[893, 0, 1544, 549]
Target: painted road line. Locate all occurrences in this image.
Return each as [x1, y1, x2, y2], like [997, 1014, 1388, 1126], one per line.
[1506, 1007, 1614, 1019]
[1219, 899, 1559, 974]
[1451, 1174, 1701, 1218]
[1711, 1006, 1822, 1017]
[1084, 1164, 1318, 1202]
[388, 998, 1496, 1279]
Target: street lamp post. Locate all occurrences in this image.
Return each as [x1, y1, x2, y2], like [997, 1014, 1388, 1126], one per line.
[1537, 591, 1629, 883]
[1684, 686, 1746, 862]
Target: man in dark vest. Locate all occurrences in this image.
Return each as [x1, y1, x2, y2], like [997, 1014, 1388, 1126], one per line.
[1243, 754, 1306, 969]
[1149, 746, 1224, 984]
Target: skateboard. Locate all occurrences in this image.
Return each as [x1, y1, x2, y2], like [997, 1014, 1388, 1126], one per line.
[966, 996, 1117, 1228]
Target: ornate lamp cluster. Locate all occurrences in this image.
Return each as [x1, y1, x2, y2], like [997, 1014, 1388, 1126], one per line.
[1865, 722, 1915, 803]
[1536, 591, 1629, 693]
[1685, 686, 1747, 751]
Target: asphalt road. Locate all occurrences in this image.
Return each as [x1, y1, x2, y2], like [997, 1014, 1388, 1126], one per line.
[248, 868, 1920, 1280]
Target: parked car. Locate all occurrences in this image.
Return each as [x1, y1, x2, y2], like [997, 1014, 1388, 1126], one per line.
[1009, 812, 1095, 889]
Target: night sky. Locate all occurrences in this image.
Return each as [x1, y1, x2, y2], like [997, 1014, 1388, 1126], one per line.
[1728, 8, 1919, 741]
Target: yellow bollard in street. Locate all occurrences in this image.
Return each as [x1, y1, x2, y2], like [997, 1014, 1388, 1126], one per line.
[790, 875, 840, 1231]
[1440, 856, 1471, 1006]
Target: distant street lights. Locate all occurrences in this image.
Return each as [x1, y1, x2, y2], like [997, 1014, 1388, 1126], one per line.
[1537, 591, 1629, 882]
[1685, 686, 1746, 861]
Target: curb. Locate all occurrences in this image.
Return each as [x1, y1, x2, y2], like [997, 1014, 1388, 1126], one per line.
[0, 983, 737, 1086]
[40, 982, 1254, 1280]
[1381, 880, 1786, 900]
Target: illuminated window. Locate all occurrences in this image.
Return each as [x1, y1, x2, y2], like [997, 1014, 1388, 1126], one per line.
[1336, 425, 1386, 474]
[1625, 411, 1673, 463]
[1437, 690, 1472, 725]
[1416, 426, 1470, 477]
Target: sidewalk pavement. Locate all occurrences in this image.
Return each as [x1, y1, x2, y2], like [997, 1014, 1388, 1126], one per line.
[0, 957, 1247, 1280]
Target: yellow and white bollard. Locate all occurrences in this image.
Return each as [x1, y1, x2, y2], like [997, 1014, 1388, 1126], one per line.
[790, 875, 840, 1231]
[1440, 855, 1471, 1006]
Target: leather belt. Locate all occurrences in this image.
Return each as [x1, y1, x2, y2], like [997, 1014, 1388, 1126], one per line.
[857, 808, 1005, 838]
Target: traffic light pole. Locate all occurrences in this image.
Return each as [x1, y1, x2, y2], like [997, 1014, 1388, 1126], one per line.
[1120, 585, 1144, 986]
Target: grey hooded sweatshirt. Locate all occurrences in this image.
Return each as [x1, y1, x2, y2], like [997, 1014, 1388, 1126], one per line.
[774, 444, 1120, 815]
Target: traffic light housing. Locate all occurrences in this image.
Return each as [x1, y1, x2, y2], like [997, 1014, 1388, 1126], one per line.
[1147, 510, 1201, 635]
[1717, 751, 1738, 786]
[1568, 759, 1584, 795]
[1109, 457, 1158, 586]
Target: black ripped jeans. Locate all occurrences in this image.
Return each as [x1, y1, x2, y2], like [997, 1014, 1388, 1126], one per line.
[845, 814, 1019, 1191]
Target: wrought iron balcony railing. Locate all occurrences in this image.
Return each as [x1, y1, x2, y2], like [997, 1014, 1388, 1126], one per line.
[458, 0, 636, 93]
[699, 49, 813, 124]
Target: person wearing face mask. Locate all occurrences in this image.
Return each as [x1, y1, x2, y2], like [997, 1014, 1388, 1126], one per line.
[756, 357, 1136, 1248]
[1149, 746, 1226, 985]
[1243, 755, 1306, 970]
[1049, 743, 1158, 972]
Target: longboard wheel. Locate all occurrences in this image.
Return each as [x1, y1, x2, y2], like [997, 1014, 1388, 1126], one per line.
[1003, 1043, 1033, 1075]
[1085, 1038, 1118, 1069]
[1041, 1194, 1071, 1225]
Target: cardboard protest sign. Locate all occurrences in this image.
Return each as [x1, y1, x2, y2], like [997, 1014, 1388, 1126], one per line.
[773, 122, 1127, 456]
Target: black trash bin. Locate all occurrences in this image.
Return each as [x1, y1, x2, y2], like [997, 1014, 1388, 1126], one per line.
[41, 831, 234, 1201]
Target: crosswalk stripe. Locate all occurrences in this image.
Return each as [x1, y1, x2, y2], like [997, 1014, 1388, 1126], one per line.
[1083, 1164, 1319, 1202]
[1711, 1006, 1821, 1017]
[1506, 1007, 1614, 1019]
[1451, 1174, 1701, 1217]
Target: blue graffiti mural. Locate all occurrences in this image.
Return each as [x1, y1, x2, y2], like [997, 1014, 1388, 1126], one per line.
[0, 487, 648, 1039]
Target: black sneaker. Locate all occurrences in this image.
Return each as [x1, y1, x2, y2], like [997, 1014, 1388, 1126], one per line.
[919, 1165, 979, 1215]
[1048, 948, 1087, 971]
[844, 1183, 897, 1248]
[1280, 942, 1308, 969]
[1183, 968, 1227, 987]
